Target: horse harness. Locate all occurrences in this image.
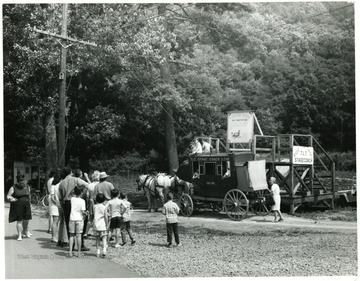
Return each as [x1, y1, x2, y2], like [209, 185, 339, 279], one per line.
[139, 175, 160, 197]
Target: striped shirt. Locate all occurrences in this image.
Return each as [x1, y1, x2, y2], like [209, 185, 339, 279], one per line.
[162, 200, 180, 223]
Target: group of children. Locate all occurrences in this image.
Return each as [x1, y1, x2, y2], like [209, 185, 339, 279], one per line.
[69, 187, 136, 258]
[69, 187, 182, 257]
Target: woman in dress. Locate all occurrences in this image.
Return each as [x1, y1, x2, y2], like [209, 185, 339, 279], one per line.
[49, 169, 62, 243]
[7, 174, 32, 241]
[269, 177, 284, 222]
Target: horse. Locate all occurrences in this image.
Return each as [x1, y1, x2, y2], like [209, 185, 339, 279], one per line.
[136, 174, 171, 212]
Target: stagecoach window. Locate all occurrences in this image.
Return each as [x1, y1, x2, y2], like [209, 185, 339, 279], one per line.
[205, 162, 216, 175]
[192, 161, 199, 174]
[217, 165, 222, 175]
[199, 165, 204, 175]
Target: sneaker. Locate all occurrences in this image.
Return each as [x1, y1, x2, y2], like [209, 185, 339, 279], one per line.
[114, 244, 121, 248]
[102, 252, 106, 258]
[131, 240, 136, 245]
[17, 236, 22, 241]
[47, 230, 52, 234]
[96, 249, 101, 257]
[278, 218, 284, 222]
[81, 246, 90, 251]
[120, 242, 126, 246]
[176, 243, 182, 247]
[166, 243, 172, 248]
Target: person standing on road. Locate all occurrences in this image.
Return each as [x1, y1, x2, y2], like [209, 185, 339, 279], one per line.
[162, 192, 181, 247]
[269, 177, 284, 222]
[58, 167, 89, 249]
[49, 169, 62, 243]
[74, 169, 91, 251]
[107, 188, 123, 247]
[93, 193, 108, 257]
[47, 169, 56, 234]
[68, 185, 87, 258]
[120, 192, 136, 245]
[84, 170, 100, 237]
[93, 172, 115, 202]
[7, 174, 32, 241]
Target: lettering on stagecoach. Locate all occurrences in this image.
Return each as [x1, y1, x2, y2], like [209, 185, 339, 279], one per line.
[191, 157, 229, 162]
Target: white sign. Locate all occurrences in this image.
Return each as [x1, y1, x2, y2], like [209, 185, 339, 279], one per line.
[227, 111, 254, 143]
[292, 146, 314, 165]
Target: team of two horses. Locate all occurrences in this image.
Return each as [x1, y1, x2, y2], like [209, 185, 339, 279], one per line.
[136, 173, 191, 212]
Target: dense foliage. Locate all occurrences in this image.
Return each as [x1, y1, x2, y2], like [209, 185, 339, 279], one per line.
[3, 3, 355, 173]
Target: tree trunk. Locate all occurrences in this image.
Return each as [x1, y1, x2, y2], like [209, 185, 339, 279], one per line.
[163, 104, 179, 173]
[44, 112, 58, 173]
[158, 4, 179, 173]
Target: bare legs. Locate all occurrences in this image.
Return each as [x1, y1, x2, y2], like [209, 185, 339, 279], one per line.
[51, 216, 59, 242]
[274, 210, 284, 222]
[69, 233, 82, 257]
[96, 234, 107, 257]
[16, 220, 30, 240]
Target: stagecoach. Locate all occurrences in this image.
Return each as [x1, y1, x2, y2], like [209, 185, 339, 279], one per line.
[174, 111, 273, 220]
[175, 150, 272, 220]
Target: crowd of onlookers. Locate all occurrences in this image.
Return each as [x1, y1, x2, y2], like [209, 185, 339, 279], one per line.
[7, 167, 182, 258]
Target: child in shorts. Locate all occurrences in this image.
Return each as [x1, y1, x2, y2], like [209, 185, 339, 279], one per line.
[107, 188, 123, 247]
[69, 185, 87, 257]
[93, 193, 108, 257]
[120, 192, 136, 245]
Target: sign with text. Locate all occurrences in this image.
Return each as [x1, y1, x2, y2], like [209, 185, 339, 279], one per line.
[292, 146, 314, 165]
[227, 111, 254, 143]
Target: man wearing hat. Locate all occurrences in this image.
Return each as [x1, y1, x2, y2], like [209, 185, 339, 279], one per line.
[93, 172, 115, 202]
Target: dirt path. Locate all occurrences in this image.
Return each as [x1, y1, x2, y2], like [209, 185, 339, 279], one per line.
[132, 209, 357, 234]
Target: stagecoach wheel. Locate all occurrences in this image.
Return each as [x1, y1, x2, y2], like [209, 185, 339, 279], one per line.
[223, 189, 248, 221]
[251, 189, 271, 216]
[179, 193, 194, 217]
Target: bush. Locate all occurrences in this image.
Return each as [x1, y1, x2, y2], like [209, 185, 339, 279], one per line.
[318, 151, 356, 172]
[89, 149, 165, 174]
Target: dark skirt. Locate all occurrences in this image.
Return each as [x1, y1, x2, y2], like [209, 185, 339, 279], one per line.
[9, 197, 32, 223]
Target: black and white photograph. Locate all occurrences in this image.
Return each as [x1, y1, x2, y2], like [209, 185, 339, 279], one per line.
[2, 1, 358, 279]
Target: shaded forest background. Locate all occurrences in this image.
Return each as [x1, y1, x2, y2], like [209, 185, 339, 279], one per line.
[3, 2, 355, 174]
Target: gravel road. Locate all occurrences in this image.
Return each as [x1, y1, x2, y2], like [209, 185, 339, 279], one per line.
[103, 209, 357, 277]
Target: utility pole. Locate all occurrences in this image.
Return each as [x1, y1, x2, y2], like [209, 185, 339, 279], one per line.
[33, 4, 96, 168]
[58, 3, 68, 168]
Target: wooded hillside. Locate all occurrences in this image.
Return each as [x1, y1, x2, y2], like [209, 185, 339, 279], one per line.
[3, 3, 355, 173]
